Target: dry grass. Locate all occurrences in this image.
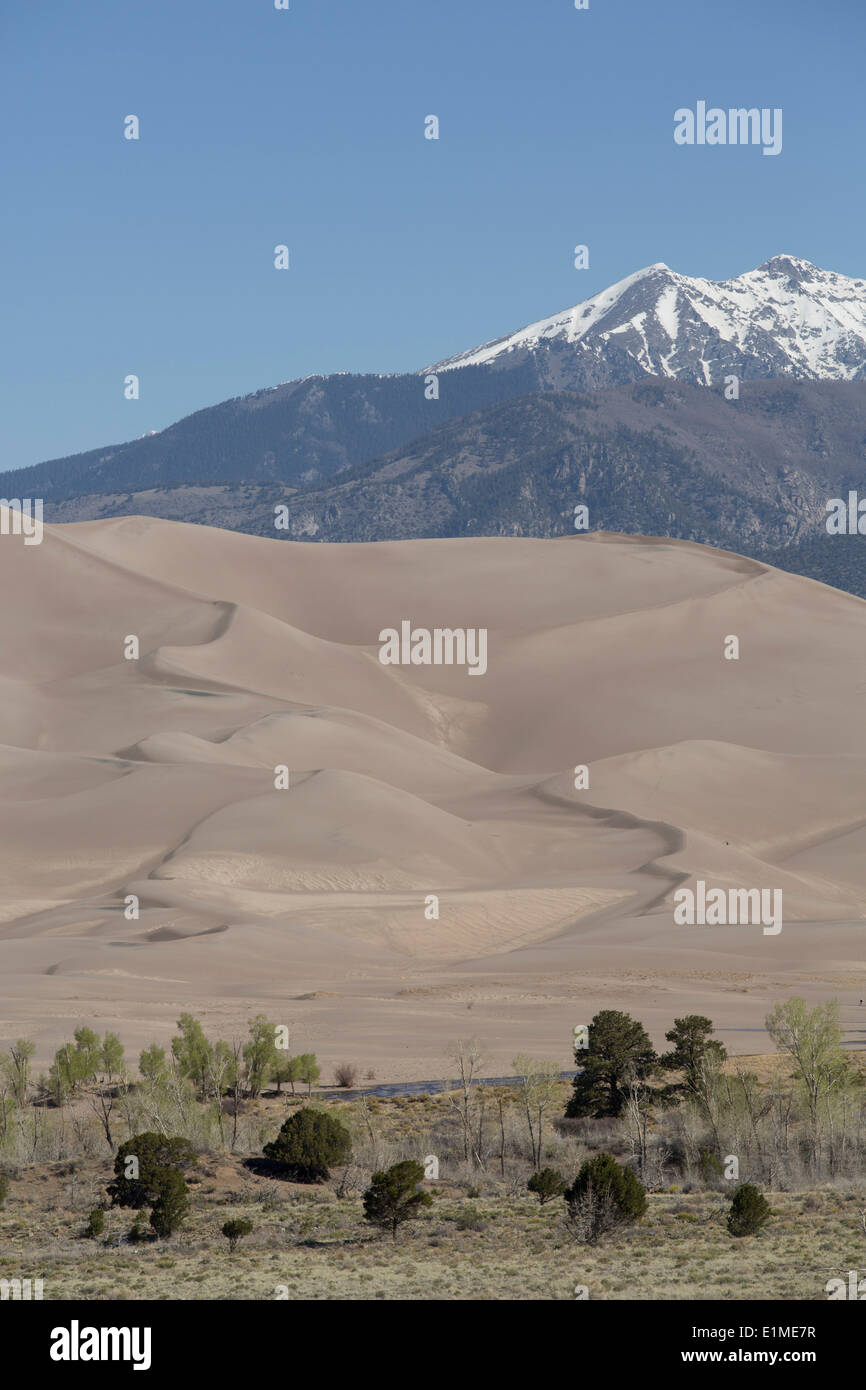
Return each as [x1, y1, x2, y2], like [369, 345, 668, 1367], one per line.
[1, 1152, 863, 1301]
[1, 1058, 864, 1301]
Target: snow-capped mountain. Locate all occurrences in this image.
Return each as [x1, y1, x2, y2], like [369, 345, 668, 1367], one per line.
[430, 256, 866, 388]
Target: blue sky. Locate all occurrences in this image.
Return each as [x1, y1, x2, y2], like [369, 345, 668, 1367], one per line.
[1, 0, 863, 470]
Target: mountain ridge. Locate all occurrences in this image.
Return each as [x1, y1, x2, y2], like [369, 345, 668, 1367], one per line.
[5, 253, 866, 596]
[429, 255, 866, 386]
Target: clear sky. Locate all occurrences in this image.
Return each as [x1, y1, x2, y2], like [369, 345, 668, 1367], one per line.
[1, 0, 863, 470]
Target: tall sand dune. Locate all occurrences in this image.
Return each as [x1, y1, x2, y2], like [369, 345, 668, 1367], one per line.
[1, 515, 864, 1074]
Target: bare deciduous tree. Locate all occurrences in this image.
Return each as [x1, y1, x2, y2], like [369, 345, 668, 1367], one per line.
[512, 1055, 560, 1169]
[445, 1038, 486, 1169]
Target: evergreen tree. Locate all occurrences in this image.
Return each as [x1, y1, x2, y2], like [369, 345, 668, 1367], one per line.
[85, 1208, 105, 1239]
[149, 1168, 190, 1238]
[108, 1132, 197, 1209]
[263, 1108, 351, 1182]
[661, 1015, 727, 1093]
[566, 1011, 656, 1118]
[564, 1153, 647, 1243]
[727, 1184, 772, 1237]
[527, 1168, 567, 1205]
[362, 1161, 432, 1239]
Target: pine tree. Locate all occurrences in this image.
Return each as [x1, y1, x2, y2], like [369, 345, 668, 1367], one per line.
[566, 1011, 656, 1118]
[661, 1015, 727, 1093]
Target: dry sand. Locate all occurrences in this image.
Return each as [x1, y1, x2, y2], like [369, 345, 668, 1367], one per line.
[1, 516, 865, 1078]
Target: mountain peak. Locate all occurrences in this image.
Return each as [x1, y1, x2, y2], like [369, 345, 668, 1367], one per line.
[431, 255, 866, 385]
[755, 254, 820, 280]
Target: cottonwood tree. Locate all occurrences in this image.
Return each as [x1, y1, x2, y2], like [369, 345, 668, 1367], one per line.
[491, 1086, 510, 1178]
[100, 1033, 125, 1085]
[171, 1014, 214, 1101]
[620, 1070, 655, 1179]
[272, 1054, 302, 1095]
[0, 1039, 35, 1106]
[765, 998, 860, 1168]
[223, 1039, 246, 1151]
[48, 1029, 100, 1102]
[244, 1016, 279, 1098]
[444, 1038, 486, 1169]
[295, 1053, 320, 1096]
[731, 1064, 774, 1184]
[512, 1055, 560, 1169]
[134, 1057, 202, 1141]
[138, 1045, 167, 1085]
[82, 1034, 129, 1151]
[85, 1072, 128, 1153]
[206, 1040, 239, 1148]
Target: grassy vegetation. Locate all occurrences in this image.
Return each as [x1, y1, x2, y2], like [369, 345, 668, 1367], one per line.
[0, 1078, 862, 1301]
[2, 1002, 865, 1301]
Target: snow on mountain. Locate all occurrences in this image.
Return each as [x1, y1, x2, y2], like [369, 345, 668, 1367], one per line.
[430, 256, 866, 387]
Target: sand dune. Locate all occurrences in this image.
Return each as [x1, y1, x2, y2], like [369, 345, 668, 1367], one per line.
[1, 514, 865, 1073]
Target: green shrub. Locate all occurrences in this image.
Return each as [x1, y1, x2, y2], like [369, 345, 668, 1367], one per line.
[727, 1184, 772, 1237]
[263, 1107, 351, 1182]
[222, 1217, 253, 1253]
[0, 1173, 9, 1210]
[564, 1153, 647, 1244]
[149, 1168, 190, 1238]
[362, 1161, 432, 1239]
[128, 1215, 148, 1243]
[108, 1133, 197, 1209]
[84, 1207, 105, 1239]
[527, 1168, 567, 1205]
[454, 1204, 486, 1232]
